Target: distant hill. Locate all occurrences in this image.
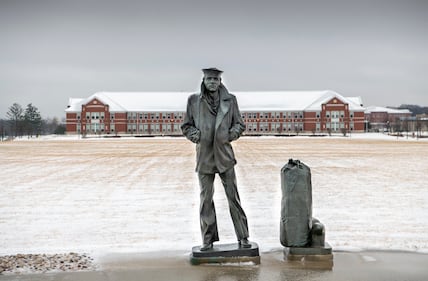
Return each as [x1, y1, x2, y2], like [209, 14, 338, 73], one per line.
[387, 105, 428, 116]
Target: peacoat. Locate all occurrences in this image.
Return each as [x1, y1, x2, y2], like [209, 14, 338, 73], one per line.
[181, 83, 246, 174]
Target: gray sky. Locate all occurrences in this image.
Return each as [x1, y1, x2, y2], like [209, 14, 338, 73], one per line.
[1, 0, 427, 118]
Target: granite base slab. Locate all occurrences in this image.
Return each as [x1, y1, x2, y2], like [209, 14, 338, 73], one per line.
[190, 242, 260, 265]
[283, 243, 333, 269]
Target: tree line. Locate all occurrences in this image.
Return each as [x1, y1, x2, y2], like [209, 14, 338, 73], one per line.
[0, 103, 65, 140]
[397, 104, 428, 116]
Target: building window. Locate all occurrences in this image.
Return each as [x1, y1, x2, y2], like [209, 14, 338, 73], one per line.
[246, 123, 257, 132]
[332, 122, 339, 131]
[260, 122, 268, 132]
[127, 124, 137, 132]
[272, 123, 280, 132]
[90, 112, 100, 120]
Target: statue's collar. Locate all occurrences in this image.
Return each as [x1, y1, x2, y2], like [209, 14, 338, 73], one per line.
[199, 84, 232, 101]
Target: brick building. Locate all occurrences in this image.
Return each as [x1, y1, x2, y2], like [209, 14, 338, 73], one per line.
[65, 90, 365, 135]
[364, 106, 412, 132]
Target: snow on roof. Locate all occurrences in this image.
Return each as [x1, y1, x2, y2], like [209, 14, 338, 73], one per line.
[304, 91, 365, 111]
[347, 96, 363, 107]
[66, 92, 189, 112]
[66, 98, 84, 111]
[365, 106, 411, 114]
[235, 91, 328, 111]
[66, 90, 365, 112]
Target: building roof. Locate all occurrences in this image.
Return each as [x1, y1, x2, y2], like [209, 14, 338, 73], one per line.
[365, 106, 411, 114]
[66, 90, 365, 112]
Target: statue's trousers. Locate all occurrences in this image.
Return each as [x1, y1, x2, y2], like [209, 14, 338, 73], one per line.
[198, 168, 249, 244]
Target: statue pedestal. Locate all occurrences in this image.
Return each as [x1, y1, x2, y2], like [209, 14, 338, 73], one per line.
[284, 243, 333, 269]
[190, 242, 260, 265]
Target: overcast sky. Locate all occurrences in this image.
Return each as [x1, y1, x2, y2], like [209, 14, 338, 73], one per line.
[1, 0, 427, 118]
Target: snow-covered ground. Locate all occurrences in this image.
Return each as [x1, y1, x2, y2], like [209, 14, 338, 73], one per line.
[0, 134, 427, 257]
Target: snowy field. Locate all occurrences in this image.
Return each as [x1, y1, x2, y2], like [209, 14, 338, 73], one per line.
[0, 134, 427, 257]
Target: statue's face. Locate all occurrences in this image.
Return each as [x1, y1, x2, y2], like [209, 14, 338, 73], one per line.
[203, 74, 221, 92]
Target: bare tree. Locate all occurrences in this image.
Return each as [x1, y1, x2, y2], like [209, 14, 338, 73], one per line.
[41, 117, 63, 135]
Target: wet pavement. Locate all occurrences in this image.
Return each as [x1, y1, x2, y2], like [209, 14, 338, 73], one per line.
[1, 250, 427, 281]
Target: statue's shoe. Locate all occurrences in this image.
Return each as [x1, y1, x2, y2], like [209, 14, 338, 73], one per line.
[200, 243, 213, 251]
[239, 238, 252, 248]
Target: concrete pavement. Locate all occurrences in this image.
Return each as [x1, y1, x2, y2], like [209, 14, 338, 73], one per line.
[1, 250, 427, 281]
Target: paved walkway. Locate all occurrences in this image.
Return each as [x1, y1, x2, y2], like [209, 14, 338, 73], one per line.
[1, 250, 427, 281]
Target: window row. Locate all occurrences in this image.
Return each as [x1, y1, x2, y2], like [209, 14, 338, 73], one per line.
[324, 122, 354, 131]
[126, 124, 182, 133]
[325, 111, 354, 119]
[242, 112, 304, 119]
[77, 122, 356, 134]
[77, 123, 106, 133]
[77, 111, 356, 121]
[245, 122, 304, 132]
[78, 112, 105, 120]
[126, 112, 185, 120]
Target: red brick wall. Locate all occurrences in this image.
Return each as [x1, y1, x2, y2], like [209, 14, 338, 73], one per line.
[353, 111, 365, 131]
[65, 113, 77, 133]
[304, 111, 317, 132]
